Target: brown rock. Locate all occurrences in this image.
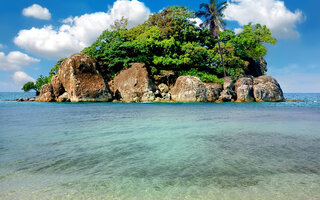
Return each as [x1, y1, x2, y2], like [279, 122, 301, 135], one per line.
[253, 76, 284, 102]
[56, 92, 70, 102]
[235, 76, 254, 102]
[51, 75, 65, 98]
[158, 83, 169, 94]
[205, 83, 223, 102]
[58, 53, 112, 102]
[171, 76, 206, 102]
[36, 84, 54, 102]
[110, 63, 157, 102]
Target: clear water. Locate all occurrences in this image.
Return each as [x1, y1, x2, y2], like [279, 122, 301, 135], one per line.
[1, 93, 320, 200]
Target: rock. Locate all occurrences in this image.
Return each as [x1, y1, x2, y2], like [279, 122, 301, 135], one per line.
[161, 93, 171, 101]
[36, 84, 54, 102]
[205, 83, 223, 102]
[158, 83, 169, 94]
[235, 76, 255, 102]
[58, 53, 112, 102]
[171, 76, 206, 102]
[286, 99, 304, 102]
[219, 77, 236, 102]
[110, 63, 157, 102]
[246, 57, 267, 77]
[51, 75, 65, 98]
[253, 76, 284, 102]
[153, 70, 176, 86]
[141, 91, 156, 102]
[56, 92, 70, 102]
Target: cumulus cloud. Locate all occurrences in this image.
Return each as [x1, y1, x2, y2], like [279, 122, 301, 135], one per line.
[15, 0, 150, 60]
[22, 4, 51, 20]
[224, 0, 304, 38]
[0, 51, 40, 71]
[190, 18, 203, 27]
[12, 71, 35, 87]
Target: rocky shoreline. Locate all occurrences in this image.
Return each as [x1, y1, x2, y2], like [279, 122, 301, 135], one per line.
[13, 53, 290, 103]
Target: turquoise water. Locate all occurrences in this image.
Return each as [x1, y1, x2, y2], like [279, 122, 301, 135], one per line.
[1, 93, 320, 200]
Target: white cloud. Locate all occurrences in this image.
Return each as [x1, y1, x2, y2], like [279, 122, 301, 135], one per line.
[224, 0, 304, 38]
[234, 28, 243, 34]
[15, 0, 150, 60]
[0, 51, 40, 71]
[190, 18, 203, 27]
[22, 4, 51, 20]
[12, 71, 35, 87]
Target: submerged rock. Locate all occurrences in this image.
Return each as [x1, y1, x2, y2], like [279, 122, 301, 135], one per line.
[171, 76, 206, 102]
[235, 76, 254, 102]
[253, 76, 284, 102]
[110, 63, 157, 102]
[58, 53, 112, 102]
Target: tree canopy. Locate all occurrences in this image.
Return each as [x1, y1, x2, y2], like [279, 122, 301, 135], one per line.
[23, 5, 276, 93]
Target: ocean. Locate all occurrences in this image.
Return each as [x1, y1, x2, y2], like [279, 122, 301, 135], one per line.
[1, 92, 320, 200]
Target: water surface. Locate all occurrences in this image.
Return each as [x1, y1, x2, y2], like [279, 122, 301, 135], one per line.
[1, 93, 320, 200]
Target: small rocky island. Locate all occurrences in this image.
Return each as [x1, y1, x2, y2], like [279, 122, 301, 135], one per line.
[19, 7, 289, 103]
[23, 53, 284, 103]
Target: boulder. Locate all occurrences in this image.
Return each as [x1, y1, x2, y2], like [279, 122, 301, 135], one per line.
[205, 83, 223, 102]
[58, 53, 112, 102]
[158, 83, 169, 94]
[56, 92, 70, 102]
[110, 63, 157, 102]
[253, 76, 284, 102]
[235, 76, 255, 102]
[171, 76, 206, 102]
[36, 84, 54, 102]
[219, 77, 236, 102]
[51, 75, 65, 98]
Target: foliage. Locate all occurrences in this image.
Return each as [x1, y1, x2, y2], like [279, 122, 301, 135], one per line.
[22, 58, 66, 94]
[181, 68, 224, 84]
[196, 0, 228, 76]
[22, 82, 38, 94]
[26, 5, 277, 93]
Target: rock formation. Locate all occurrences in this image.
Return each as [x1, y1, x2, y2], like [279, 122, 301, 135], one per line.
[171, 76, 206, 102]
[51, 75, 65, 98]
[205, 83, 223, 102]
[219, 77, 236, 102]
[29, 52, 285, 103]
[36, 84, 54, 102]
[58, 53, 112, 102]
[235, 76, 255, 102]
[253, 76, 284, 102]
[110, 63, 157, 102]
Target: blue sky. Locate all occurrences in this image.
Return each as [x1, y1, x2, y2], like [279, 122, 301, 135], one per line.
[0, 0, 319, 92]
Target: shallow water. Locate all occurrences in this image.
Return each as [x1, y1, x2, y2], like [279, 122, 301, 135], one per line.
[1, 93, 320, 200]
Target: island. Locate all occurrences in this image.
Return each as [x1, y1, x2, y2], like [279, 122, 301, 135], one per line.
[21, 6, 285, 103]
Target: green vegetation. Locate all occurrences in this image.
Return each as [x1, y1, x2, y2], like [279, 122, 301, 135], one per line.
[23, 1, 276, 93]
[22, 58, 65, 94]
[196, 0, 228, 76]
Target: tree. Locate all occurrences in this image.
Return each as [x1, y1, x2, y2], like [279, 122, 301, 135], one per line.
[22, 82, 39, 95]
[196, 0, 228, 77]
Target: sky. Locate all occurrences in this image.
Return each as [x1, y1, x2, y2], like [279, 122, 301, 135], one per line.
[0, 0, 319, 93]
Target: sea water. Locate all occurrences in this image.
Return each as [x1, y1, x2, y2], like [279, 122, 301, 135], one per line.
[0, 93, 320, 200]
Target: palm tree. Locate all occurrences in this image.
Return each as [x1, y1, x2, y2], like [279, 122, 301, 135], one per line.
[196, 0, 228, 77]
